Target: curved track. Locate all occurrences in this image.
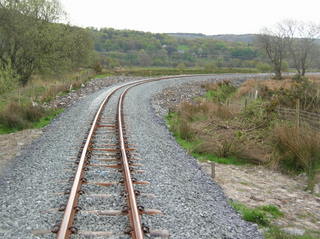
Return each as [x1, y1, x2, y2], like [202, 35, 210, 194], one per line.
[56, 76, 192, 239]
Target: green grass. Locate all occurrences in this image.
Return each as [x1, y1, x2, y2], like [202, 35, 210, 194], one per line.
[257, 205, 284, 218]
[95, 73, 113, 78]
[32, 108, 64, 129]
[0, 125, 17, 134]
[104, 66, 259, 77]
[192, 152, 250, 165]
[230, 201, 319, 239]
[230, 201, 283, 226]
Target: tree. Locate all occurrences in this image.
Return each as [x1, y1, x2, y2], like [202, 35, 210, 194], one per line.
[0, 0, 92, 84]
[279, 20, 320, 77]
[0, 0, 64, 84]
[257, 28, 287, 80]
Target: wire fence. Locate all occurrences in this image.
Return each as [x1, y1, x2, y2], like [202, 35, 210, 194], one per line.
[275, 106, 320, 130]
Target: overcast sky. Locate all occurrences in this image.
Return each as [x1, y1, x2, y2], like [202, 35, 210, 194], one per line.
[61, 0, 320, 35]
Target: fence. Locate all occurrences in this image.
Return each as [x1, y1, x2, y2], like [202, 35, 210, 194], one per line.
[276, 104, 320, 130]
[240, 88, 320, 130]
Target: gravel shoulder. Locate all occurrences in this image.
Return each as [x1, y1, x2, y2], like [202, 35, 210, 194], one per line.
[0, 74, 264, 239]
[151, 76, 320, 235]
[126, 75, 263, 239]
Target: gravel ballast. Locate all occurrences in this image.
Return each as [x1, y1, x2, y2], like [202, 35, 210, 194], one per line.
[125, 75, 263, 239]
[0, 74, 264, 239]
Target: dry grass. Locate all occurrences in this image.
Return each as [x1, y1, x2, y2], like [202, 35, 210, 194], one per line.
[0, 102, 44, 129]
[271, 124, 320, 191]
[177, 101, 235, 122]
[307, 74, 320, 83]
[195, 137, 244, 158]
[236, 78, 293, 98]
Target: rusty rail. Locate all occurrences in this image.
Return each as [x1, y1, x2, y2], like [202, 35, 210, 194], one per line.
[117, 85, 144, 239]
[56, 75, 199, 238]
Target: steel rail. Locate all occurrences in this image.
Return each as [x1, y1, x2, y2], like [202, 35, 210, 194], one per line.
[56, 74, 202, 239]
[56, 82, 139, 239]
[117, 83, 148, 239]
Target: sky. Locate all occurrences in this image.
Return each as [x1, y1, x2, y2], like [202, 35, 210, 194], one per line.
[61, 0, 320, 35]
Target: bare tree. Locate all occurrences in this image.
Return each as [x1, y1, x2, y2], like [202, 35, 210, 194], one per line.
[279, 20, 320, 77]
[257, 28, 287, 80]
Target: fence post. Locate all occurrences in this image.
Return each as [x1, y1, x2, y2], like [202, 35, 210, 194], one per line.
[296, 99, 300, 128]
[244, 98, 248, 110]
[210, 161, 215, 179]
[18, 88, 21, 105]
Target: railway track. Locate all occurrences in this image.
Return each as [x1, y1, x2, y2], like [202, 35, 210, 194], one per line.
[52, 77, 188, 239]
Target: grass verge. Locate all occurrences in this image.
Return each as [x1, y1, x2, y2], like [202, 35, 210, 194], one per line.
[0, 108, 64, 134]
[103, 67, 259, 77]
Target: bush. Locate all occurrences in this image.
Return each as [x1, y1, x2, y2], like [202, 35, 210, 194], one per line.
[204, 80, 236, 103]
[93, 62, 103, 73]
[273, 79, 320, 113]
[0, 102, 45, 130]
[0, 63, 19, 94]
[256, 62, 272, 72]
[241, 99, 276, 128]
[272, 124, 320, 191]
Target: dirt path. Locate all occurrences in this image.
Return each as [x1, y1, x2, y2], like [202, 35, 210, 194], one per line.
[0, 129, 43, 174]
[200, 162, 320, 232]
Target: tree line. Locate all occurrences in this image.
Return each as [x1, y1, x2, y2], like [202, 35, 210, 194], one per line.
[258, 20, 320, 79]
[0, 0, 93, 86]
[1, 0, 320, 90]
[90, 28, 264, 69]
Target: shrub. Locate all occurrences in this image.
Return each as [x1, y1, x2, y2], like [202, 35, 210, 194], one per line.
[0, 63, 19, 94]
[241, 99, 276, 128]
[93, 62, 103, 73]
[0, 102, 45, 130]
[204, 80, 236, 103]
[273, 79, 320, 113]
[256, 62, 272, 72]
[272, 124, 320, 191]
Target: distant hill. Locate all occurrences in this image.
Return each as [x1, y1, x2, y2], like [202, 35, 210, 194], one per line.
[167, 33, 258, 43]
[91, 28, 262, 68]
